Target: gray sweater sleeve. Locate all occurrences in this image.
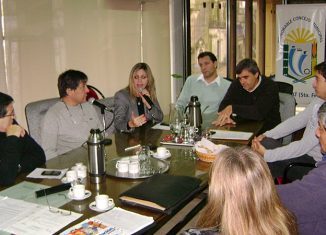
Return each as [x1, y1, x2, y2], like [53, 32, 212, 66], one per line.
[41, 107, 59, 159]
[264, 98, 324, 162]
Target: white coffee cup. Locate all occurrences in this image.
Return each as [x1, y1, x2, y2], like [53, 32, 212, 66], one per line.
[157, 147, 170, 158]
[95, 194, 114, 210]
[128, 161, 140, 174]
[66, 170, 78, 182]
[69, 184, 85, 199]
[75, 162, 84, 167]
[115, 160, 129, 173]
[72, 165, 87, 179]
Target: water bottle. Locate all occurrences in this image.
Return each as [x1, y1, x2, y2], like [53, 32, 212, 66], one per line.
[87, 129, 106, 183]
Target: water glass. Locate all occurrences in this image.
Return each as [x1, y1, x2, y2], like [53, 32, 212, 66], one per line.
[169, 103, 184, 135]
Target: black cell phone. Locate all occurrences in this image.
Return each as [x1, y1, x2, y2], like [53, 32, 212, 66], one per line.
[41, 170, 61, 176]
[161, 122, 169, 126]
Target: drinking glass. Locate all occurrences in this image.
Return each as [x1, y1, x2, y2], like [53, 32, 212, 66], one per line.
[138, 145, 153, 175]
[169, 103, 184, 136]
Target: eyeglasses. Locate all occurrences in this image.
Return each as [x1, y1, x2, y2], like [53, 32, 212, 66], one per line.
[43, 189, 71, 216]
[1, 111, 15, 118]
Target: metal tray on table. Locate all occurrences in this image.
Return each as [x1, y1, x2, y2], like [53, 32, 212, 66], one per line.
[106, 156, 170, 179]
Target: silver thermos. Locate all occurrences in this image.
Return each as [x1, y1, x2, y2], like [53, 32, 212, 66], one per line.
[184, 96, 202, 128]
[87, 129, 106, 183]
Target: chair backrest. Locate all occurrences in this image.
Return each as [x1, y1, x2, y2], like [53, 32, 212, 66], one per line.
[277, 82, 296, 145]
[87, 85, 105, 101]
[25, 98, 60, 145]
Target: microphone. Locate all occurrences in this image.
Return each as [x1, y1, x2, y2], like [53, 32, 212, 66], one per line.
[88, 98, 112, 112]
[138, 88, 154, 107]
[143, 95, 154, 107]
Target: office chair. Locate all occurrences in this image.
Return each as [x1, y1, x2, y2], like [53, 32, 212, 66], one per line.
[275, 80, 296, 145]
[87, 85, 105, 101]
[25, 98, 60, 145]
[281, 162, 317, 184]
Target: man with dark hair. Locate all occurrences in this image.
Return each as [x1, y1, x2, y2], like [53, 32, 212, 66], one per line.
[176, 51, 231, 115]
[41, 69, 102, 159]
[213, 58, 281, 134]
[0, 92, 45, 185]
[277, 102, 326, 234]
[252, 61, 326, 179]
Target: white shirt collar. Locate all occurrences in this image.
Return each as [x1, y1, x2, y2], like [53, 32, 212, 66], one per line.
[249, 76, 262, 93]
[197, 74, 221, 86]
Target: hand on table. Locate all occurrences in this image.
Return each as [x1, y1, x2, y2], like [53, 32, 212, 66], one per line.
[212, 105, 236, 126]
[128, 112, 147, 128]
[251, 137, 266, 156]
[6, 124, 25, 138]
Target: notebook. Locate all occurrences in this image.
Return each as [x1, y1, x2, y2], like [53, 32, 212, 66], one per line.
[119, 174, 202, 214]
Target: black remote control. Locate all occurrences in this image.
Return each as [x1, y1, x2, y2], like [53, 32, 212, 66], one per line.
[35, 183, 71, 198]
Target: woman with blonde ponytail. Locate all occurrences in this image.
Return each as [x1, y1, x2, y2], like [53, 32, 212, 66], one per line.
[184, 147, 297, 235]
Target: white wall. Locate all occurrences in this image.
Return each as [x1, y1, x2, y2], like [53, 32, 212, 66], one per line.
[3, 0, 170, 129]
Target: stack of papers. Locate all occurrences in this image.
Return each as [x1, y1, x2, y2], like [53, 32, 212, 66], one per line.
[210, 130, 253, 140]
[0, 196, 82, 235]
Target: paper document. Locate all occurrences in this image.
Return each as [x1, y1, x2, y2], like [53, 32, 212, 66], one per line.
[27, 168, 68, 179]
[95, 207, 154, 234]
[0, 196, 81, 235]
[210, 130, 253, 140]
[151, 123, 170, 131]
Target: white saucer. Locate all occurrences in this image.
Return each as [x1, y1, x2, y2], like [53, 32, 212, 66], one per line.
[89, 201, 115, 212]
[152, 152, 171, 160]
[67, 190, 92, 201]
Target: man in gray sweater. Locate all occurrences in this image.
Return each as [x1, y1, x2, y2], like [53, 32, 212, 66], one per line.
[41, 70, 102, 159]
[252, 61, 326, 179]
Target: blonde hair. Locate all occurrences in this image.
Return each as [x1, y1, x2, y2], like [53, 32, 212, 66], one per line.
[197, 147, 297, 235]
[127, 62, 157, 101]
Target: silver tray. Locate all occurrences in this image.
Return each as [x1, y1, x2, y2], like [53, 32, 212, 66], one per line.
[160, 141, 194, 147]
[106, 156, 170, 179]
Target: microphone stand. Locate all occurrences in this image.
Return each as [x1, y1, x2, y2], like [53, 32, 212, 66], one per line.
[100, 106, 112, 145]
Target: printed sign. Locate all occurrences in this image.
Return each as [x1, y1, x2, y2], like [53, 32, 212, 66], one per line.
[276, 4, 326, 106]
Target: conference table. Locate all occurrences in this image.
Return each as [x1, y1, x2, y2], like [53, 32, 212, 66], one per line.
[1, 119, 263, 234]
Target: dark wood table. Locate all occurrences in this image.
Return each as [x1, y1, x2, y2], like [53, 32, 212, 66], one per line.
[1, 120, 263, 234]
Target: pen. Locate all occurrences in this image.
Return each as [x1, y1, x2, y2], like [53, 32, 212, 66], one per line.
[125, 144, 141, 152]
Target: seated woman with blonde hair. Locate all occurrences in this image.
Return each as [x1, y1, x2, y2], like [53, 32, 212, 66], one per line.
[184, 147, 297, 235]
[114, 62, 163, 132]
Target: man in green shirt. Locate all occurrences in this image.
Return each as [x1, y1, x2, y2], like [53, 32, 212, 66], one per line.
[176, 51, 231, 115]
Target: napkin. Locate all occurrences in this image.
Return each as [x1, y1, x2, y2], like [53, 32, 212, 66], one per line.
[195, 138, 229, 155]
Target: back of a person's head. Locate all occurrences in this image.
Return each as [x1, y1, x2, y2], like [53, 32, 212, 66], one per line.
[57, 69, 88, 98]
[0, 92, 13, 117]
[197, 147, 297, 235]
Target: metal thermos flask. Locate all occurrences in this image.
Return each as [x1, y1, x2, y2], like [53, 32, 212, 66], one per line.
[185, 96, 202, 128]
[87, 129, 106, 184]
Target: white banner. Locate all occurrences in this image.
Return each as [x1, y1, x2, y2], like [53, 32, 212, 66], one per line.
[276, 4, 326, 106]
